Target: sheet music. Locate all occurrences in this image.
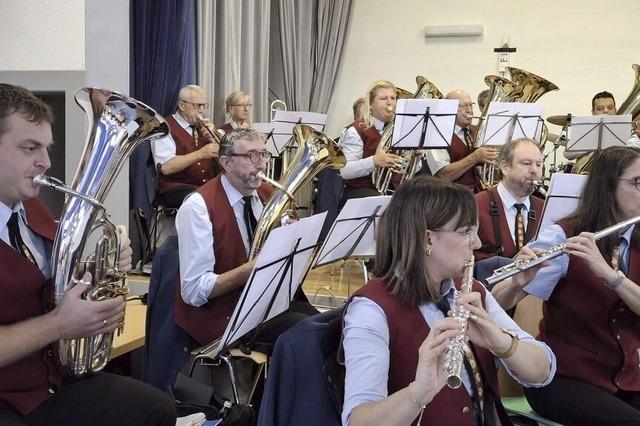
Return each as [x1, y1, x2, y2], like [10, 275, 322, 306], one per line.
[565, 114, 632, 152]
[536, 173, 587, 237]
[218, 212, 327, 354]
[481, 102, 544, 147]
[272, 110, 327, 132]
[391, 99, 458, 149]
[253, 121, 294, 156]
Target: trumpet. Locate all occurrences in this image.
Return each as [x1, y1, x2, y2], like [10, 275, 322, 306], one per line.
[485, 214, 640, 286]
[444, 258, 475, 389]
[196, 113, 222, 141]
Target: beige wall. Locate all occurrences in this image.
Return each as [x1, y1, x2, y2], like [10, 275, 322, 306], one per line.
[325, 0, 640, 145]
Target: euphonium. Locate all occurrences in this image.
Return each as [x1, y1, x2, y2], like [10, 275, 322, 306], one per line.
[36, 88, 168, 378]
[444, 258, 475, 389]
[372, 76, 443, 194]
[249, 124, 346, 259]
[573, 64, 640, 174]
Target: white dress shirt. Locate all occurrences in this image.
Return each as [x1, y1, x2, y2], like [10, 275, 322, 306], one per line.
[338, 118, 385, 180]
[425, 124, 465, 175]
[175, 175, 262, 307]
[151, 113, 191, 166]
[496, 181, 532, 244]
[0, 201, 51, 278]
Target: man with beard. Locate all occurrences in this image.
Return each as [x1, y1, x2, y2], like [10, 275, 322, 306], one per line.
[474, 138, 545, 261]
[174, 128, 313, 348]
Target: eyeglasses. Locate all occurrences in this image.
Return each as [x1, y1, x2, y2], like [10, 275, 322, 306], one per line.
[620, 178, 640, 191]
[433, 226, 478, 241]
[181, 100, 209, 110]
[229, 151, 271, 163]
[231, 103, 253, 108]
[458, 102, 475, 109]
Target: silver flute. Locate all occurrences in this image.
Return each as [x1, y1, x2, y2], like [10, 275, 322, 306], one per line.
[485, 214, 640, 286]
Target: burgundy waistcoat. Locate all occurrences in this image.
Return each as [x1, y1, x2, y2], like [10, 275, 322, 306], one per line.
[158, 115, 219, 194]
[447, 126, 479, 192]
[344, 121, 381, 189]
[538, 220, 640, 393]
[174, 176, 273, 346]
[353, 278, 509, 425]
[0, 198, 63, 415]
[474, 189, 544, 261]
[218, 122, 233, 134]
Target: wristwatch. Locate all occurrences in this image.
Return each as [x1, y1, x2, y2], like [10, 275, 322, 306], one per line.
[605, 270, 626, 290]
[491, 328, 520, 359]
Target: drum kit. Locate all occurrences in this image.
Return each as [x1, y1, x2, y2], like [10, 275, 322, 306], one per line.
[540, 113, 574, 186]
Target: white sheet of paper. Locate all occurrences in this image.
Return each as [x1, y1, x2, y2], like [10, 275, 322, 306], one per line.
[314, 195, 391, 267]
[480, 102, 544, 147]
[565, 114, 632, 152]
[218, 212, 327, 353]
[273, 110, 327, 132]
[391, 99, 458, 149]
[536, 173, 587, 237]
[253, 121, 294, 156]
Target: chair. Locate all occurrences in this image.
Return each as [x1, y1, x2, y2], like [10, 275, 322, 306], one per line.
[141, 236, 193, 391]
[502, 397, 562, 426]
[149, 163, 178, 262]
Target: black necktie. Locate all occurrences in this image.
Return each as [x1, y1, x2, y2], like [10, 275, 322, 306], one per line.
[242, 196, 258, 244]
[462, 128, 473, 151]
[7, 212, 37, 265]
[514, 203, 526, 250]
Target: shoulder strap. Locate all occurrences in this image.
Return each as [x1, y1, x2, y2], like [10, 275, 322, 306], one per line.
[485, 189, 504, 256]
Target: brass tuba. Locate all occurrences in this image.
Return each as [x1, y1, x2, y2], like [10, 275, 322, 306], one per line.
[35, 88, 168, 378]
[372, 76, 443, 194]
[475, 68, 558, 189]
[573, 64, 640, 174]
[249, 124, 346, 259]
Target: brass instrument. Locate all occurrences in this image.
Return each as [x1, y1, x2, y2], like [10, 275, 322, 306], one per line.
[444, 258, 475, 389]
[249, 124, 346, 259]
[196, 113, 221, 140]
[485, 214, 640, 286]
[372, 76, 443, 194]
[475, 68, 558, 190]
[572, 64, 640, 174]
[35, 88, 168, 378]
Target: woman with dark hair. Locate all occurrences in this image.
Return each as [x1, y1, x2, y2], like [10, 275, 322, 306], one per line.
[342, 176, 554, 426]
[493, 146, 640, 424]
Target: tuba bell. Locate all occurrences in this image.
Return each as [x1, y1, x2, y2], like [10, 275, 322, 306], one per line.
[249, 124, 346, 259]
[372, 76, 443, 194]
[36, 88, 168, 378]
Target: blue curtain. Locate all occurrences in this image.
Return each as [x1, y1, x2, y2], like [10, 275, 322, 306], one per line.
[129, 0, 197, 222]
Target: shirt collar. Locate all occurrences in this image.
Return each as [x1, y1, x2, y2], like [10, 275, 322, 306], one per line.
[220, 174, 258, 207]
[0, 201, 27, 231]
[620, 224, 635, 247]
[497, 181, 530, 210]
[439, 278, 455, 298]
[373, 117, 385, 133]
[173, 112, 192, 130]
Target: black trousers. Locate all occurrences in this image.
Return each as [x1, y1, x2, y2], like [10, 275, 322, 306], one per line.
[0, 373, 176, 426]
[157, 185, 198, 209]
[339, 185, 380, 208]
[525, 375, 640, 426]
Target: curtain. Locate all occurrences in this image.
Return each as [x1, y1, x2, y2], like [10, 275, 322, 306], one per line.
[197, 0, 271, 125]
[278, 0, 353, 113]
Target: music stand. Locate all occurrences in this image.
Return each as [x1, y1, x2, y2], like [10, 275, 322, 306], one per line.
[272, 110, 327, 132]
[536, 173, 587, 238]
[391, 99, 458, 150]
[564, 114, 632, 154]
[213, 212, 327, 359]
[479, 102, 544, 147]
[253, 121, 294, 157]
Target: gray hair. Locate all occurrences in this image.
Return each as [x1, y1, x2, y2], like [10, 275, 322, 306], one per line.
[219, 128, 265, 157]
[498, 138, 541, 166]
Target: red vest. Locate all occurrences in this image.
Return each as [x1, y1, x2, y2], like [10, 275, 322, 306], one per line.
[218, 122, 233, 134]
[474, 189, 544, 261]
[174, 176, 273, 346]
[158, 115, 219, 194]
[0, 198, 63, 415]
[448, 126, 479, 192]
[538, 220, 640, 393]
[353, 278, 510, 425]
[344, 121, 381, 189]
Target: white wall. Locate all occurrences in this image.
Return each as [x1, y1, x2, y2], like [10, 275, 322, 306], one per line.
[325, 0, 640, 151]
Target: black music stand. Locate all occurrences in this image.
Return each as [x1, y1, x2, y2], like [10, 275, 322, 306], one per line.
[564, 114, 632, 155]
[391, 99, 458, 150]
[479, 102, 544, 147]
[253, 121, 295, 157]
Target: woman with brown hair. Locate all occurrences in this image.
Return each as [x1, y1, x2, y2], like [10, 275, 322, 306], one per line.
[342, 176, 554, 425]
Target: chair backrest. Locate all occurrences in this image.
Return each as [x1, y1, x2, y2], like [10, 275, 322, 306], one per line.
[142, 235, 193, 391]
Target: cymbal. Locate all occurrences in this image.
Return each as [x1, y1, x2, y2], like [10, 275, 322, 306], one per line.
[546, 132, 568, 146]
[547, 114, 571, 126]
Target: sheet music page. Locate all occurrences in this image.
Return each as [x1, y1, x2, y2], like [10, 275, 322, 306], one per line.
[219, 212, 327, 352]
[565, 114, 632, 152]
[273, 110, 327, 131]
[391, 99, 458, 149]
[253, 121, 294, 156]
[482, 102, 544, 146]
[537, 173, 587, 237]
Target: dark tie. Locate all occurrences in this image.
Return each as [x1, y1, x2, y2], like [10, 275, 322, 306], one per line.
[462, 128, 473, 151]
[242, 196, 258, 244]
[514, 203, 526, 250]
[7, 212, 37, 265]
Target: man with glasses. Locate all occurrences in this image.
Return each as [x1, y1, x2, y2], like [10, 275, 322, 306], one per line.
[425, 89, 499, 193]
[152, 84, 222, 208]
[174, 128, 312, 348]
